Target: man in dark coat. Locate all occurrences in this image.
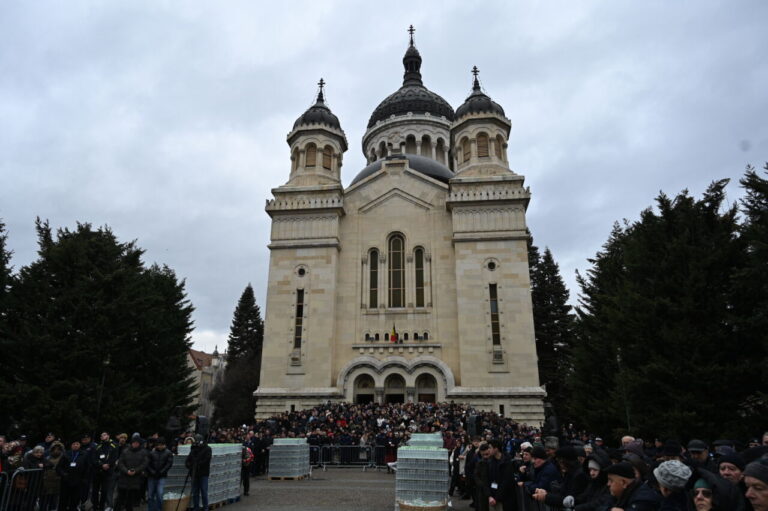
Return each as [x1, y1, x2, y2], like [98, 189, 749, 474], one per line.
[57, 440, 90, 511]
[605, 461, 661, 511]
[522, 446, 562, 495]
[532, 446, 589, 509]
[117, 437, 149, 511]
[91, 432, 118, 511]
[185, 435, 212, 511]
[146, 437, 173, 511]
[463, 436, 482, 505]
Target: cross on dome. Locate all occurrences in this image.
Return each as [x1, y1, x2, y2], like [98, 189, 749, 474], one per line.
[408, 25, 415, 46]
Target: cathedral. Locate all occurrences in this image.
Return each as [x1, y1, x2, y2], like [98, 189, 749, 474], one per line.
[255, 29, 545, 424]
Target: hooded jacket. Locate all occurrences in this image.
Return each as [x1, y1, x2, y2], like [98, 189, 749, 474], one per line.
[611, 479, 662, 511]
[43, 442, 65, 494]
[574, 452, 612, 511]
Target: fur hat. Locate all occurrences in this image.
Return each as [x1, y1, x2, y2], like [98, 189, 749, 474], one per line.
[718, 453, 745, 471]
[653, 460, 692, 491]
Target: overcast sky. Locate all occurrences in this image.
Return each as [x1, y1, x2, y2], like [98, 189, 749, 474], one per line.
[2, 1, 767, 353]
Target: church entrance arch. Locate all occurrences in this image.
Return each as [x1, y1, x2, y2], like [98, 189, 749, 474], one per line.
[353, 374, 375, 404]
[384, 373, 406, 404]
[415, 373, 437, 403]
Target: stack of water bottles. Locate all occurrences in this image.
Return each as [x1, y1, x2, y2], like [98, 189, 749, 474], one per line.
[395, 433, 449, 510]
[267, 438, 311, 478]
[163, 443, 242, 508]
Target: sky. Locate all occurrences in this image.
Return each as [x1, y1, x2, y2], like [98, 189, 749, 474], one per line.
[2, 1, 767, 354]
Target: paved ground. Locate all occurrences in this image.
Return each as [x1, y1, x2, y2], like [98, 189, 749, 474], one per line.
[233, 468, 474, 511]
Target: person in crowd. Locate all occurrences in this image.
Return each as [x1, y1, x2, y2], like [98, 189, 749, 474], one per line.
[57, 439, 90, 511]
[718, 453, 746, 484]
[604, 461, 661, 510]
[652, 460, 691, 511]
[744, 459, 768, 511]
[41, 441, 64, 511]
[79, 433, 95, 510]
[522, 446, 561, 495]
[92, 431, 118, 511]
[533, 446, 589, 509]
[240, 443, 253, 497]
[38, 433, 56, 455]
[146, 437, 173, 511]
[687, 440, 718, 473]
[186, 434, 212, 511]
[117, 436, 149, 511]
[688, 469, 743, 511]
[449, 435, 467, 497]
[475, 439, 510, 511]
[566, 450, 612, 510]
[463, 436, 482, 506]
[473, 442, 492, 511]
[23, 445, 46, 469]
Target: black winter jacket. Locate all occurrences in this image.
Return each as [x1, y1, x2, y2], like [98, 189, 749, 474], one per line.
[185, 444, 212, 478]
[611, 480, 662, 511]
[544, 462, 589, 508]
[57, 450, 90, 487]
[147, 448, 174, 478]
[92, 441, 119, 475]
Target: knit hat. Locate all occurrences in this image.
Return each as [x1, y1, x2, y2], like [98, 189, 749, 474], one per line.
[588, 459, 601, 472]
[605, 462, 635, 480]
[544, 436, 559, 449]
[744, 458, 768, 485]
[694, 478, 712, 490]
[718, 453, 746, 471]
[520, 441, 533, 452]
[532, 446, 548, 460]
[653, 460, 692, 491]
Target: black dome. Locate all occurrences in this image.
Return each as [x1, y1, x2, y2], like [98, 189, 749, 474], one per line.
[367, 37, 454, 128]
[293, 87, 341, 131]
[455, 71, 505, 120]
[350, 154, 454, 185]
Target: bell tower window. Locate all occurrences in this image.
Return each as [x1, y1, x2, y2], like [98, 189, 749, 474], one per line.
[461, 137, 470, 163]
[322, 146, 332, 169]
[477, 133, 489, 158]
[306, 144, 317, 167]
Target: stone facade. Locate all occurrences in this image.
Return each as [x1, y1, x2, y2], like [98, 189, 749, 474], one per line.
[255, 35, 545, 424]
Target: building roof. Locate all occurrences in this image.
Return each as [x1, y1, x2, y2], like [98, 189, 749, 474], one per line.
[188, 348, 214, 370]
[455, 67, 505, 120]
[350, 153, 454, 185]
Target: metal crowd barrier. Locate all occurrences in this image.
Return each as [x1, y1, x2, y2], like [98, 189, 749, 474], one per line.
[512, 483, 560, 511]
[308, 445, 393, 471]
[0, 469, 44, 511]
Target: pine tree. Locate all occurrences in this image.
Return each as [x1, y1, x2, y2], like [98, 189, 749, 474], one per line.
[570, 181, 755, 440]
[529, 242, 576, 416]
[0, 220, 196, 439]
[210, 284, 264, 425]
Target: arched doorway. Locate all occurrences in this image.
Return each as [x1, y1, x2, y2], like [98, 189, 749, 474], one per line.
[416, 373, 437, 403]
[353, 374, 375, 404]
[384, 374, 405, 404]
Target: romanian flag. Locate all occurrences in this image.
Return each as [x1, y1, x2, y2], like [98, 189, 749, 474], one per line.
[391, 323, 398, 343]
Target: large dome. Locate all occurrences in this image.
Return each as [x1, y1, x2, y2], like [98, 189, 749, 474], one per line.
[350, 154, 454, 185]
[367, 37, 454, 128]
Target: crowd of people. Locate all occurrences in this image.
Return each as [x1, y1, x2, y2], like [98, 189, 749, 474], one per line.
[1, 401, 767, 511]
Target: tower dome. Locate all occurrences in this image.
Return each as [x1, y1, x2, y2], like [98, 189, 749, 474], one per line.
[455, 66, 505, 120]
[367, 27, 454, 128]
[293, 78, 342, 131]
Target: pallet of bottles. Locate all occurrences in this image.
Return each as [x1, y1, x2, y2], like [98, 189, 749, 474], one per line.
[268, 438, 311, 479]
[164, 443, 243, 506]
[395, 445, 449, 510]
[406, 433, 444, 448]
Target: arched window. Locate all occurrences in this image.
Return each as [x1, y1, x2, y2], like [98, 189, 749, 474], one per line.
[291, 148, 299, 172]
[405, 135, 417, 154]
[423, 332, 429, 341]
[414, 247, 425, 307]
[495, 135, 504, 159]
[461, 137, 470, 163]
[305, 144, 317, 167]
[385, 333, 389, 341]
[420, 135, 431, 157]
[477, 133, 489, 158]
[436, 139, 446, 165]
[379, 141, 388, 158]
[403, 333, 409, 341]
[369, 250, 379, 308]
[365, 333, 371, 341]
[370, 150, 376, 163]
[375, 333, 380, 341]
[322, 146, 333, 169]
[414, 332, 420, 340]
[388, 234, 405, 308]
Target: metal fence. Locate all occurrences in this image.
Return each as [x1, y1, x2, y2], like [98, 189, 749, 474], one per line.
[0, 469, 44, 511]
[512, 484, 561, 511]
[308, 445, 392, 471]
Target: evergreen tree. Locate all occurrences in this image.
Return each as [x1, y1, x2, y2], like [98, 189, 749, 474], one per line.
[210, 284, 264, 426]
[731, 164, 768, 432]
[528, 242, 576, 416]
[0, 220, 196, 439]
[570, 181, 755, 440]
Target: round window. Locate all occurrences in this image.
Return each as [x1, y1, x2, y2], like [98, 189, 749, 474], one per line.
[487, 261, 496, 271]
[297, 267, 307, 277]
